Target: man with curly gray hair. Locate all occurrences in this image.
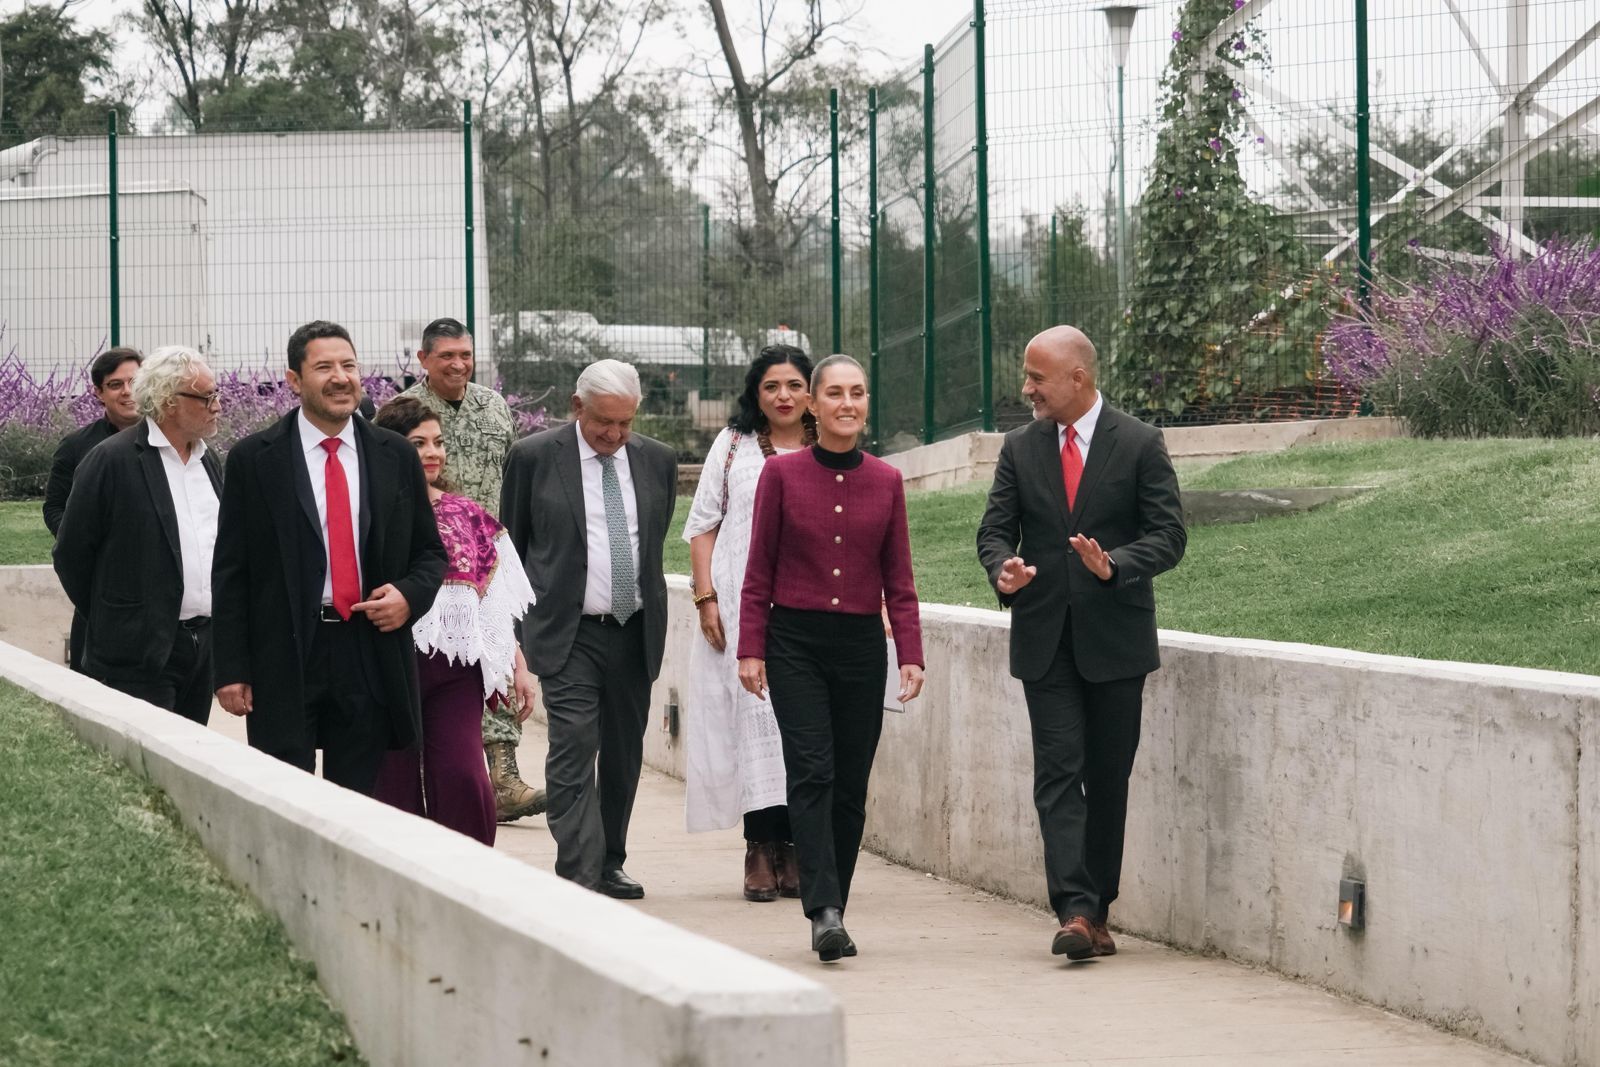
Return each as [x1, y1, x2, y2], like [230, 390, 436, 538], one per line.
[53, 345, 225, 723]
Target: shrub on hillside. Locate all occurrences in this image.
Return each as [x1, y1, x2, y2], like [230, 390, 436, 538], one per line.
[1326, 240, 1600, 437]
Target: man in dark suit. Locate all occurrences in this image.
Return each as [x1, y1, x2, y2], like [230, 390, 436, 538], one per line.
[212, 321, 446, 795]
[53, 346, 223, 722]
[501, 359, 678, 897]
[44, 346, 144, 671]
[977, 325, 1187, 960]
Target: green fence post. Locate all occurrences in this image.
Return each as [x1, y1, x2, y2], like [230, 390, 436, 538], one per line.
[1048, 214, 1059, 327]
[512, 194, 523, 356]
[701, 203, 712, 392]
[868, 87, 881, 453]
[972, 0, 994, 432]
[922, 44, 937, 445]
[463, 99, 476, 350]
[830, 88, 842, 356]
[1354, 0, 1373, 308]
[107, 109, 120, 347]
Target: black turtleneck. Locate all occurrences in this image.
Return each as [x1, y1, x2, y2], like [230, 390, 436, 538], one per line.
[811, 441, 864, 470]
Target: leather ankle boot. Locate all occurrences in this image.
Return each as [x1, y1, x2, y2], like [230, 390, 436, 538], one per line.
[775, 841, 800, 898]
[811, 906, 849, 962]
[743, 842, 779, 902]
[486, 741, 546, 823]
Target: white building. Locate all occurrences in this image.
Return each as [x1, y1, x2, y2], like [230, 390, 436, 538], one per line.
[0, 129, 491, 381]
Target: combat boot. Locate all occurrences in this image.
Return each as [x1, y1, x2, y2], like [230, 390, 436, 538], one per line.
[486, 741, 546, 823]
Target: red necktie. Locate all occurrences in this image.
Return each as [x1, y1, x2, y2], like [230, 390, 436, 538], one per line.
[1062, 430, 1083, 512]
[319, 438, 360, 619]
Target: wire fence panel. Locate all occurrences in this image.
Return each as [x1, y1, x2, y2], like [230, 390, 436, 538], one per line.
[875, 63, 931, 451]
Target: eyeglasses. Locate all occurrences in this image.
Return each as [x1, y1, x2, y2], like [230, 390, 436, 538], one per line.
[178, 390, 223, 408]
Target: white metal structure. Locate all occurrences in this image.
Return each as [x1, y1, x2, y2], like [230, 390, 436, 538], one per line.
[1198, 0, 1600, 261]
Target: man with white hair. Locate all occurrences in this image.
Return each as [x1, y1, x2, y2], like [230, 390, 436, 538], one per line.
[53, 345, 224, 722]
[501, 358, 678, 897]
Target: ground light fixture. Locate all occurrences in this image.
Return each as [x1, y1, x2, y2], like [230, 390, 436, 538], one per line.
[1339, 877, 1366, 930]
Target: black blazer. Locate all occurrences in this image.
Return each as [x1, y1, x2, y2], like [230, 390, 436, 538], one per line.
[211, 411, 447, 751]
[52, 421, 224, 680]
[43, 416, 120, 536]
[977, 404, 1187, 683]
[501, 421, 678, 680]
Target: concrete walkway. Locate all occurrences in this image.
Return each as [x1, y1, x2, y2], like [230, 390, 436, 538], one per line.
[492, 729, 1531, 1067]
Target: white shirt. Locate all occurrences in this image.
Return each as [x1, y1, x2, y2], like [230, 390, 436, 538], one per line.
[1057, 391, 1104, 465]
[297, 410, 364, 604]
[575, 430, 641, 616]
[146, 418, 219, 619]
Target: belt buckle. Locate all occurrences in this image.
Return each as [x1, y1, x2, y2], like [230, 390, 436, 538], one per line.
[319, 605, 345, 623]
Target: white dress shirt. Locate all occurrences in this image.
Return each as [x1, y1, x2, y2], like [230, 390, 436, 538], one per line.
[575, 431, 641, 615]
[146, 418, 219, 619]
[1057, 390, 1104, 464]
[297, 410, 364, 604]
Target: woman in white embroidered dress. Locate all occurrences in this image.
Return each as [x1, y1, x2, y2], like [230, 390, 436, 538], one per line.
[684, 346, 815, 901]
[372, 397, 536, 846]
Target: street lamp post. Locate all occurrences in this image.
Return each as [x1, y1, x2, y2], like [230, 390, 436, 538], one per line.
[1102, 6, 1140, 320]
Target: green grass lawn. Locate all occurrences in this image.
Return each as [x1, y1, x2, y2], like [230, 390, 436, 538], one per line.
[666, 438, 1600, 675]
[1, 501, 55, 566]
[0, 680, 364, 1066]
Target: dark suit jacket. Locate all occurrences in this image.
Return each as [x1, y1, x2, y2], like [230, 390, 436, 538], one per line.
[211, 411, 447, 751]
[52, 421, 224, 680]
[500, 421, 678, 680]
[43, 416, 120, 536]
[977, 404, 1187, 683]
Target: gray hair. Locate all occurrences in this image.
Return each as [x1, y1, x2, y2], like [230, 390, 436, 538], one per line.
[134, 345, 209, 418]
[809, 353, 865, 394]
[575, 358, 643, 404]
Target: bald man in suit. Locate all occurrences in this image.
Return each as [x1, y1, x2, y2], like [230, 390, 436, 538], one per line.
[977, 325, 1187, 960]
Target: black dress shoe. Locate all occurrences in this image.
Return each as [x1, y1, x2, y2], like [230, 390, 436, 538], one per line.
[598, 867, 644, 900]
[842, 933, 857, 958]
[810, 906, 849, 962]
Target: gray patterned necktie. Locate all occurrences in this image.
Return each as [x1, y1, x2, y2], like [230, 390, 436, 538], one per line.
[598, 453, 636, 624]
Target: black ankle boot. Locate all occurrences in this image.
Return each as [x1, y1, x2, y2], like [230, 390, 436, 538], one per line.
[810, 906, 848, 962]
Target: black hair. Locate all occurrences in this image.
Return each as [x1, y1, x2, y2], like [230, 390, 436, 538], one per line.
[287, 320, 355, 373]
[729, 345, 817, 435]
[420, 317, 471, 353]
[90, 346, 143, 390]
[374, 396, 454, 492]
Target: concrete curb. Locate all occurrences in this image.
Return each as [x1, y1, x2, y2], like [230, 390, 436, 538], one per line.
[0, 641, 843, 1067]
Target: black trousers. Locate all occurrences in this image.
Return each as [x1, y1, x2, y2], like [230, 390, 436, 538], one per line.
[1022, 616, 1146, 924]
[743, 805, 792, 843]
[254, 619, 390, 796]
[541, 614, 652, 889]
[100, 617, 213, 726]
[765, 607, 886, 918]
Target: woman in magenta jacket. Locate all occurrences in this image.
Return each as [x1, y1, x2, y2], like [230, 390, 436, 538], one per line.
[738, 353, 925, 962]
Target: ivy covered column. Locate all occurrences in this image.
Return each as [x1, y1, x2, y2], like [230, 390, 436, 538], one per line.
[1114, 0, 1308, 417]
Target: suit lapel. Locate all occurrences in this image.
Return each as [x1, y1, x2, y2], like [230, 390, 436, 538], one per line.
[624, 436, 654, 537]
[353, 417, 380, 562]
[555, 423, 587, 539]
[1070, 405, 1122, 533]
[260, 413, 322, 615]
[1032, 418, 1071, 538]
[135, 423, 183, 574]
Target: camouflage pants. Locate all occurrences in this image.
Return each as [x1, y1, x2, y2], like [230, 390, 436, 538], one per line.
[481, 699, 524, 745]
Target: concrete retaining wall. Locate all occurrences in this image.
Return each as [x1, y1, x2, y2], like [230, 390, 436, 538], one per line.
[0, 641, 842, 1067]
[649, 577, 1597, 1066]
[880, 417, 1407, 492]
[0, 564, 74, 664]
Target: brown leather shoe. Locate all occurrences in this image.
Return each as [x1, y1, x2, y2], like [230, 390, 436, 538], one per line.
[744, 842, 779, 902]
[775, 841, 800, 898]
[1051, 915, 1095, 960]
[1090, 919, 1117, 957]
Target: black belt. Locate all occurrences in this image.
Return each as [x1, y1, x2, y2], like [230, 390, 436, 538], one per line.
[318, 605, 349, 623]
[581, 613, 637, 627]
[179, 616, 210, 630]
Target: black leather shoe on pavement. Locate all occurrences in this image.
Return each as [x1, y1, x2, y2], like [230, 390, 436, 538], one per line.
[810, 907, 849, 962]
[598, 867, 645, 900]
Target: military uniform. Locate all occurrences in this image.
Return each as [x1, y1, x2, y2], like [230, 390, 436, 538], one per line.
[398, 378, 521, 747]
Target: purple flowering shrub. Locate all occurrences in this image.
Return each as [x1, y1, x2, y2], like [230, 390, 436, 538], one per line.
[1326, 240, 1600, 437]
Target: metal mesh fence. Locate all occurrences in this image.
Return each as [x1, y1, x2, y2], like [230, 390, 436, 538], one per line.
[4, 1, 1598, 450]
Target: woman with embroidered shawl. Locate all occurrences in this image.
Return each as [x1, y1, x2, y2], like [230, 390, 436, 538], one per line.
[373, 396, 536, 845]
